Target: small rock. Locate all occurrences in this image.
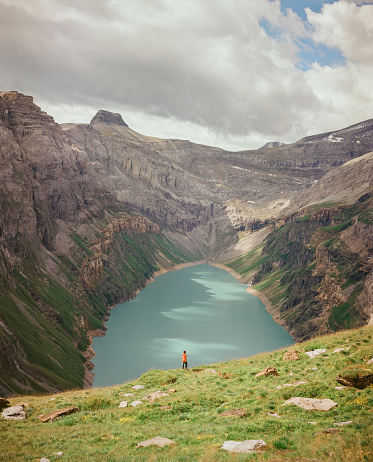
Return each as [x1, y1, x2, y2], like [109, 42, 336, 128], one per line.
[254, 367, 279, 378]
[282, 397, 338, 411]
[168, 388, 177, 393]
[335, 386, 350, 390]
[275, 381, 307, 390]
[333, 347, 350, 354]
[314, 427, 341, 436]
[367, 358, 373, 364]
[160, 405, 173, 410]
[2, 405, 26, 420]
[283, 350, 300, 361]
[131, 400, 142, 407]
[119, 401, 128, 408]
[269, 413, 282, 418]
[202, 368, 217, 374]
[132, 385, 146, 390]
[0, 398, 9, 411]
[121, 393, 133, 397]
[289, 372, 293, 376]
[137, 436, 176, 448]
[221, 439, 267, 454]
[334, 421, 353, 426]
[143, 391, 169, 402]
[219, 409, 247, 418]
[305, 348, 327, 359]
[311, 367, 318, 371]
[40, 458, 50, 462]
[308, 422, 318, 425]
[38, 406, 78, 423]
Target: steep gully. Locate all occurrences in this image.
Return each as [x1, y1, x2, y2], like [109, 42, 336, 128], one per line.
[1, 91, 373, 396]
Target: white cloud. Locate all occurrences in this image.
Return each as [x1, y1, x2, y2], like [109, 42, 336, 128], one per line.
[0, 0, 372, 150]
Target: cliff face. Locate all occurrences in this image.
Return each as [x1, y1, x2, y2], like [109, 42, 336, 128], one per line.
[1, 91, 373, 396]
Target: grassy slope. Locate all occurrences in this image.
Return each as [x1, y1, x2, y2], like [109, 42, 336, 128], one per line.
[225, 199, 372, 341]
[1, 326, 372, 461]
[0, 223, 202, 396]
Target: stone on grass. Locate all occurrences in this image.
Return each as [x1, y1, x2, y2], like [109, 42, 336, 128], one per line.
[367, 358, 373, 365]
[308, 422, 318, 425]
[2, 405, 26, 420]
[221, 439, 267, 454]
[305, 349, 327, 359]
[269, 413, 282, 418]
[202, 368, 217, 374]
[282, 397, 338, 411]
[0, 398, 9, 411]
[121, 393, 133, 397]
[119, 401, 128, 408]
[283, 350, 300, 361]
[40, 458, 50, 462]
[143, 390, 169, 402]
[130, 400, 142, 407]
[219, 408, 247, 418]
[333, 347, 350, 354]
[334, 421, 353, 426]
[168, 388, 177, 393]
[131, 385, 146, 390]
[335, 386, 350, 390]
[314, 427, 341, 436]
[38, 406, 78, 423]
[336, 365, 373, 389]
[137, 436, 176, 448]
[275, 381, 307, 390]
[255, 366, 279, 378]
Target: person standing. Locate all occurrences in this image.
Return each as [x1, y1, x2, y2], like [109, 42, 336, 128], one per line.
[182, 350, 187, 369]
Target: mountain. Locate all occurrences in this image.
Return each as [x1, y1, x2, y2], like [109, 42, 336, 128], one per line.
[259, 141, 286, 149]
[1, 90, 373, 396]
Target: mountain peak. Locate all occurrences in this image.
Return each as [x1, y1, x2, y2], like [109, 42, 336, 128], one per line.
[90, 110, 128, 127]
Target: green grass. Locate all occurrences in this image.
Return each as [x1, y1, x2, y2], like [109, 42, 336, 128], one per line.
[1, 326, 372, 461]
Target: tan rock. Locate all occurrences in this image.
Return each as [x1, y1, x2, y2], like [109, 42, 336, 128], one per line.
[282, 397, 338, 411]
[143, 391, 169, 402]
[221, 439, 267, 454]
[255, 366, 279, 378]
[275, 380, 307, 389]
[283, 350, 300, 361]
[38, 406, 79, 422]
[137, 436, 176, 448]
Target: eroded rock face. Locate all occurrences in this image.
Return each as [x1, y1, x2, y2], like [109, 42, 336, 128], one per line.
[336, 365, 373, 389]
[90, 110, 128, 127]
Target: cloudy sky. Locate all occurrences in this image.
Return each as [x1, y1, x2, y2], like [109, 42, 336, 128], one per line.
[1, 0, 373, 151]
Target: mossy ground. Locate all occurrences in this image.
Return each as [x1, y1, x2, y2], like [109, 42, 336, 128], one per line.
[1, 326, 372, 461]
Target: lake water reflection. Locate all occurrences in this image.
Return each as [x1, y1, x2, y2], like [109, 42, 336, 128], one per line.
[92, 264, 294, 387]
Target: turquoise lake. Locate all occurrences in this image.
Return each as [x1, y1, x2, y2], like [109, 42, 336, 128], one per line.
[92, 264, 294, 387]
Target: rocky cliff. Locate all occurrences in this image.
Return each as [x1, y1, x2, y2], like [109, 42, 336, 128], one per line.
[1, 91, 373, 396]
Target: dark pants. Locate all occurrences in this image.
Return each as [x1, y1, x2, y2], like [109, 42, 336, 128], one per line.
[182, 361, 188, 369]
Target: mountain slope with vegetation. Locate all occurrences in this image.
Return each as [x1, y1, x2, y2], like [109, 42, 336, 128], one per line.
[1, 326, 372, 461]
[225, 152, 373, 342]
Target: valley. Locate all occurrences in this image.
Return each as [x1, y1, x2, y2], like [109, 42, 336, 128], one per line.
[0, 91, 373, 396]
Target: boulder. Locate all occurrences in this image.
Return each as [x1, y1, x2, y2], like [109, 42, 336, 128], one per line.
[2, 405, 26, 420]
[254, 367, 279, 378]
[137, 436, 176, 448]
[221, 439, 267, 454]
[130, 400, 142, 407]
[305, 348, 327, 358]
[38, 406, 78, 423]
[336, 365, 373, 389]
[118, 401, 128, 408]
[282, 397, 338, 411]
[283, 350, 300, 361]
[131, 385, 146, 390]
[0, 398, 9, 411]
[219, 409, 247, 418]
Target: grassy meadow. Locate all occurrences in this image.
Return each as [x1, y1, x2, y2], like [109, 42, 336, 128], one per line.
[1, 326, 373, 461]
